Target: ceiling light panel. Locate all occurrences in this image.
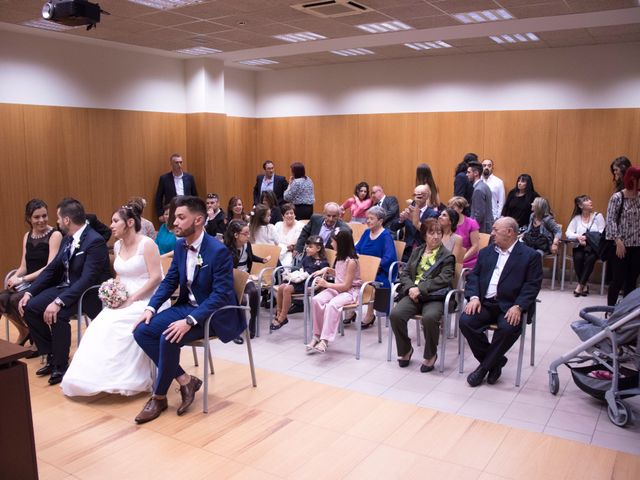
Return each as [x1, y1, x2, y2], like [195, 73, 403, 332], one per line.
[128, 0, 204, 10]
[273, 32, 327, 43]
[175, 46, 221, 55]
[405, 41, 452, 50]
[453, 9, 513, 24]
[330, 48, 374, 56]
[238, 59, 279, 65]
[22, 19, 77, 31]
[490, 33, 539, 44]
[356, 21, 412, 33]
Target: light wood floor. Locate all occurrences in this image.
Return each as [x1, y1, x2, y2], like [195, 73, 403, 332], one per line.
[21, 349, 640, 480]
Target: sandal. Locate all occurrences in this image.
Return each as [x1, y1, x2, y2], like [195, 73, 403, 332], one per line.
[306, 336, 320, 352]
[270, 317, 289, 331]
[314, 339, 328, 353]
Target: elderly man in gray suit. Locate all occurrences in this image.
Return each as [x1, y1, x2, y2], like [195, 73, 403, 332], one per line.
[467, 161, 494, 234]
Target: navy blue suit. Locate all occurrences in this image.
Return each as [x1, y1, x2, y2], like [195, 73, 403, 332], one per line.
[134, 232, 245, 395]
[24, 226, 111, 367]
[459, 241, 542, 370]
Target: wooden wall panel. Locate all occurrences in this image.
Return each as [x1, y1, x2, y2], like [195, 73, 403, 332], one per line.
[256, 117, 306, 169]
[554, 109, 640, 225]
[223, 116, 256, 209]
[417, 111, 485, 202]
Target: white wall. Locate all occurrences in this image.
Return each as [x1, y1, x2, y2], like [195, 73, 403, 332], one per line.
[255, 42, 640, 118]
[224, 68, 256, 118]
[0, 29, 187, 113]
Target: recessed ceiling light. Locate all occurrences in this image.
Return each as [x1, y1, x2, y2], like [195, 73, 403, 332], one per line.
[174, 46, 221, 55]
[405, 41, 452, 50]
[128, 0, 204, 10]
[22, 19, 78, 31]
[490, 33, 539, 44]
[274, 32, 327, 43]
[356, 21, 412, 33]
[238, 59, 279, 66]
[330, 48, 374, 57]
[453, 9, 514, 24]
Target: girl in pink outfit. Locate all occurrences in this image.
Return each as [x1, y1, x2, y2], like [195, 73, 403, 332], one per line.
[307, 230, 362, 353]
[341, 182, 372, 223]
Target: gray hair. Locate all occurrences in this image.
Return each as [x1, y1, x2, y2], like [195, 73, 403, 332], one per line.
[324, 202, 340, 214]
[501, 216, 519, 233]
[532, 197, 550, 219]
[367, 205, 386, 220]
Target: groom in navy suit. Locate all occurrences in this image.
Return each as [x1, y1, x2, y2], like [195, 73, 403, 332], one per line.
[133, 195, 245, 424]
[459, 217, 542, 387]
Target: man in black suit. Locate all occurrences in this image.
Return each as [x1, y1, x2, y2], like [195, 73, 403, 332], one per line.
[19, 198, 111, 385]
[294, 202, 351, 255]
[371, 184, 399, 229]
[459, 217, 542, 387]
[252, 160, 288, 207]
[155, 153, 198, 220]
[204, 193, 225, 237]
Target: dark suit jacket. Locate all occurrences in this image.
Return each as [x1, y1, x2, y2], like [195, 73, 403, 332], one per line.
[471, 180, 494, 234]
[204, 210, 226, 236]
[252, 174, 288, 206]
[464, 241, 542, 314]
[155, 171, 198, 218]
[454, 172, 474, 205]
[148, 233, 245, 343]
[398, 244, 455, 300]
[28, 226, 111, 316]
[376, 195, 400, 228]
[294, 214, 351, 253]
[86, 213, 112, 242]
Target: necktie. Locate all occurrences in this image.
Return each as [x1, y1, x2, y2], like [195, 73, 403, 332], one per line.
[184, 243, 196, 252]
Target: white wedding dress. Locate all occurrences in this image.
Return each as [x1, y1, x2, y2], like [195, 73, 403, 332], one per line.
[61, 237, 162, 397]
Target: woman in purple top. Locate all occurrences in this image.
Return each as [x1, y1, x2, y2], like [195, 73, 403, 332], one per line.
[448, 196, 480, 269]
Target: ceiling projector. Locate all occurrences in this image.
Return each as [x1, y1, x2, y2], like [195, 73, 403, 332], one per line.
[41, 0, 106, 30]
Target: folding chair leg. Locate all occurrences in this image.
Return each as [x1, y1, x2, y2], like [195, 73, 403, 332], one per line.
[515, 324, 527, 387]
[600, 262, 606, 296]
[245, 328, 257, 387]
[458, 329, 465, 374]
[207, 347, 214, 375]
[387, 322, 394, 362]
[4, 315, 9, 341]
[415, 318, 421, 347]
[192, 345, 199, 367]
[551, 255, 557, 290]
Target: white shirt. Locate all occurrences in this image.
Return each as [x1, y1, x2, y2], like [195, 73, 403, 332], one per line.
[565, 213, 605, 240]
[70, 223, 88, 256]
[483, 174, 506, 220]
[485, 240, 516, 299]
[185, 231, 205, 308]
[173, 173, 184, 196]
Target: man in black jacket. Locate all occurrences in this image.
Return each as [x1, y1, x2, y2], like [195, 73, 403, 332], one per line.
[370, 185, 399, 229]
[155, 153, 198, 220]
[252, 160, 288, 207]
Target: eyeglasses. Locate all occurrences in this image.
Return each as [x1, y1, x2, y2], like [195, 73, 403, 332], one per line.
[206, 194, 217, 199]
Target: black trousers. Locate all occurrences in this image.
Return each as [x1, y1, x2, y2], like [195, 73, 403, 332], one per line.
[23, 286, 101, 367]
[608, 246, 640, 306]
[244, 281, 260, 336]
[459, 299, 521, 370]
[573, 245, 598, 286]
[294, 204, 314, 220]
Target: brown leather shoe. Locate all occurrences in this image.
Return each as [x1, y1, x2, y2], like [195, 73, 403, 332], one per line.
[134, 397, 168, 424]
[177, 375, 203, 416]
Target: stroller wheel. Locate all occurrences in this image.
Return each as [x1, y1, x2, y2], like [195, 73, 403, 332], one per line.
[607, 399, 631, 427]
[549, 372, 560, 395]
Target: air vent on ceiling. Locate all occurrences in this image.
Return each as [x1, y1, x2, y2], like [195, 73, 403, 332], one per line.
[292, 0, 370, 18]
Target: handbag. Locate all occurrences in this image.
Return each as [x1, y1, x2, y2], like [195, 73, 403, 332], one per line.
[423, 287, 451, 302]
[596, 195, 625, 262]
[583, 214, 601, 253]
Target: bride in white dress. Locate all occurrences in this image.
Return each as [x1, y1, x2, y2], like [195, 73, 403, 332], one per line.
[62, 205, 165, 397]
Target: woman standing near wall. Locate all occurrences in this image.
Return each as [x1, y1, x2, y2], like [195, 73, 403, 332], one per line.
[284, 162, 315, 220]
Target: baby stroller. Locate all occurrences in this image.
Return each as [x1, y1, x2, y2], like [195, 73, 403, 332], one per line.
[548, 288, 640, 427]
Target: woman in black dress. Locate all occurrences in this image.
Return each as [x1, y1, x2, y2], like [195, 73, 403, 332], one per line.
[0, 199, 62, 345]
[502, 173, 540, 230]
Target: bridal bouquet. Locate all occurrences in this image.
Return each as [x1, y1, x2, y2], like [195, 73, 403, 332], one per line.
[98, 279, 129, 309]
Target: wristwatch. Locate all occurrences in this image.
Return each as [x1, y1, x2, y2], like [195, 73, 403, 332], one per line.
[185, 316, 196, 327]
[54, 297, 65, 308]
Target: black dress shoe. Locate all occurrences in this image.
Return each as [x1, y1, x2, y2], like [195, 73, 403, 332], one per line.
[342, 312, 356, 325]
[420, 355, 437, 373]
[36, 355, 53, 376]
[466, 365, 489, 387]
[360, 317, 376, 330]
[233, 336, 244, 345]
[398, 347, 413, 368]
[487, 357, 508, 385]
[48, 366, 67, 385]
[25, 350, 41, 359]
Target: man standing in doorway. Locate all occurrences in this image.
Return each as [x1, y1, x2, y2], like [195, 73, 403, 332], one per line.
[155, 153, 198, 221]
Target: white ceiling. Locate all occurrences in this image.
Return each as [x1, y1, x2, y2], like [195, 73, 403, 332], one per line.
[1, 0, 640, 70]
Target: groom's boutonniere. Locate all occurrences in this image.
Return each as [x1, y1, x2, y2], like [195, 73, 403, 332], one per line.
[72, 239, 81, 250]
[196, 255, 203, 267]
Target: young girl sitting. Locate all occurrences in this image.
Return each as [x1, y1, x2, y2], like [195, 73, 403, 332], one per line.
[307, 230, 362, 353]
[224, 219, 270, 343]
[249, 204, 278, 245]
[270, 235, 328, 331]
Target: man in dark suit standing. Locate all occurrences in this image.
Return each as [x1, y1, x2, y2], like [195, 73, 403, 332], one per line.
[294, 202, 351, 255]
[154, 153, 198, 221]
[467, 160, 494, 234]
[252, 160, 288, 207]
[371, 184, 400, 229]
[133, 196, 245, 424]
[459, 217, 542, 387]
[19, 198, 111, 385]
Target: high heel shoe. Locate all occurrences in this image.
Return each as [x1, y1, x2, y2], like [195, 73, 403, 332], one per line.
[398, 347, 413, 368]
[581, 286, 589, 297]
[573, 288, 581, 297]
[360, 317, 376, 330]
[420, 355, 437, 373]
[18, 333, 32, 347]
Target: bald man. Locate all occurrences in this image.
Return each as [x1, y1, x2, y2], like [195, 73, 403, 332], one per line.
[294, 202, 351, 256]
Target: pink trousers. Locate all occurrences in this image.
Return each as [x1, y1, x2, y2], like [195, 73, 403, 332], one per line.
[312, 288, 358, 342]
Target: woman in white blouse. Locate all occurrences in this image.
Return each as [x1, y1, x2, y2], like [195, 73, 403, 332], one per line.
[249, 204, 278, 245]
[565, 195, 605, 296]
[274, 203, 303, 267]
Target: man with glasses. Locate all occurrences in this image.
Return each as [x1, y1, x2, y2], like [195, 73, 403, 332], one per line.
[294, 202, 351, 256]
